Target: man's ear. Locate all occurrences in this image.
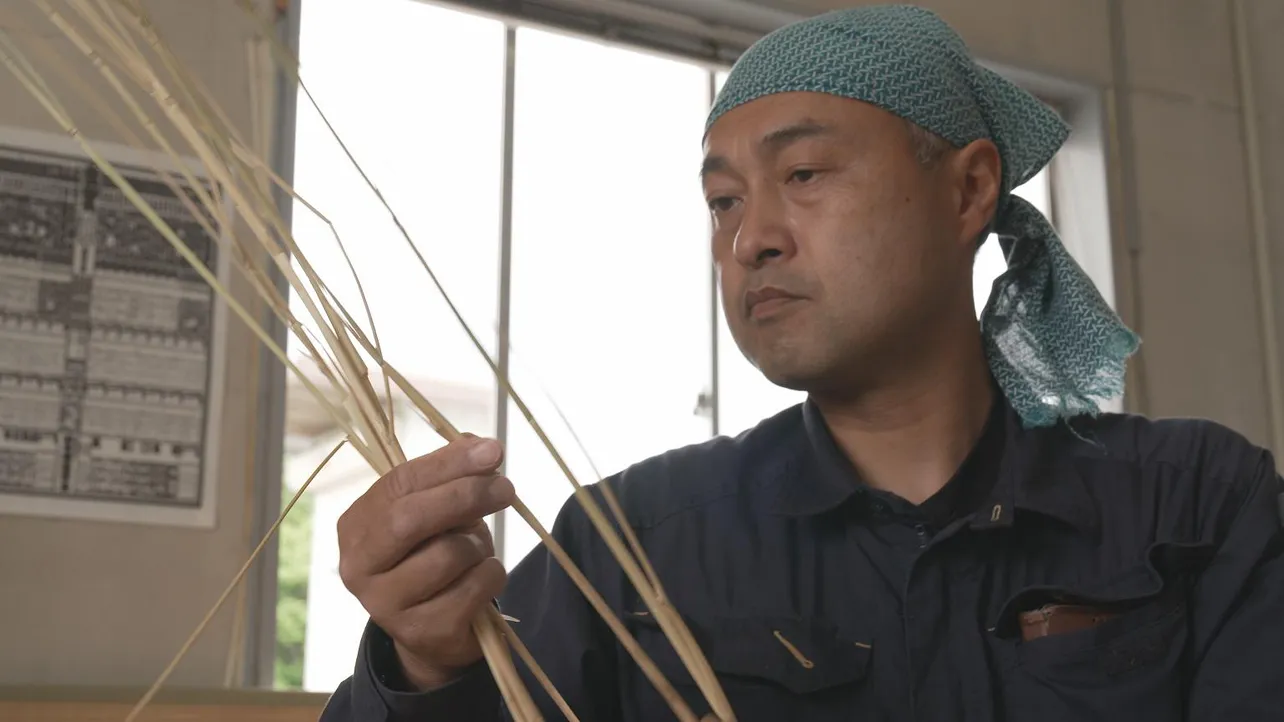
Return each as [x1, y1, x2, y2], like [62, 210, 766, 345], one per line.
[950, 138, 1002, 251]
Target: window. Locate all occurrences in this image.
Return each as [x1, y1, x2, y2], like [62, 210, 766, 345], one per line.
[278, 0, 719, 693]
[501, 27, 714, 563]
[972, 169, 1052, 316]
[274, 0, 1105, 693]
[280, 0, 503, 693]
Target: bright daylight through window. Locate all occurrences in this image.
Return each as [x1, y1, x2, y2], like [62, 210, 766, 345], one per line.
[279, 0, 503, 692]
[276, 0, 1070, 692]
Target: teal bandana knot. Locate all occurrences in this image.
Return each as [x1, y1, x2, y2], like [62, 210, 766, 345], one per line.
[707, 4, 1139, 428]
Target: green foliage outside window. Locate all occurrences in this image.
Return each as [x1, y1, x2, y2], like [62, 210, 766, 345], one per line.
[275, 484, 314, 689]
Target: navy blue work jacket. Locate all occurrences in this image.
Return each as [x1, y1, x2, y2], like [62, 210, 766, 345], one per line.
[322, 398, 1284, 721]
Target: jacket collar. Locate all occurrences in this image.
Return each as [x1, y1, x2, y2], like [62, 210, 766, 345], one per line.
[967, 403, 1101, 535]
[772, 393, 1100, 535]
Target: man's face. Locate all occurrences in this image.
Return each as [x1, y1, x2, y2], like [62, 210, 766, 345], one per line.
[702, 92, 980, 397]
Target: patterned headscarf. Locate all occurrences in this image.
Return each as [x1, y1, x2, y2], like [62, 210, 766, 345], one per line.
[707, 4, 1139, 428]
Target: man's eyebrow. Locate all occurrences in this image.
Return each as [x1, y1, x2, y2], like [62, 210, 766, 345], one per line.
[760, 121, 832, 151]
[700, 121, 834, 179]
[700, 155, 729, 179]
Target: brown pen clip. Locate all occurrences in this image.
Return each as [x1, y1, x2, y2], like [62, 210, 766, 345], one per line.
[1019, 603, 1119, 641]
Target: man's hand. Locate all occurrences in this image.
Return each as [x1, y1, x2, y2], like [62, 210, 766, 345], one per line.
[337, 435, 515, 690]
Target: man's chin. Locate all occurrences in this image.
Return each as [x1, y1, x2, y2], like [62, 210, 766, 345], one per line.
[754, 363, 819, 393]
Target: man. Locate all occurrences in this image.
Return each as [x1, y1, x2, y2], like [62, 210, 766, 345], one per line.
[321, 5, 1284, 721]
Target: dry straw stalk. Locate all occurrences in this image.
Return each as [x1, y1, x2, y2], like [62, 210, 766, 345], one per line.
[0, 1, 735, 721]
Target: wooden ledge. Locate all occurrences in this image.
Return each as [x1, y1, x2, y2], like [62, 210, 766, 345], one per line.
[0, 686, 329, 722]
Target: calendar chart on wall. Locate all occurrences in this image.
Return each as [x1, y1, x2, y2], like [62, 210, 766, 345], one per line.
[0, 127, 227, 527]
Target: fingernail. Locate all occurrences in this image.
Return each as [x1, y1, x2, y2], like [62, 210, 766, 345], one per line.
[465, 532, 487, 555]
[468, 439, 501, 466]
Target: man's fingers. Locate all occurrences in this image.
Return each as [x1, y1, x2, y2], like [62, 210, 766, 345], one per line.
[387, 557, 508, 664]
[382, 437, 505, 500]
[333, 437, 512, 686]
[361, 531, 492, 619]
[343, 475, 514, 578]
[456, 519, 494, 549]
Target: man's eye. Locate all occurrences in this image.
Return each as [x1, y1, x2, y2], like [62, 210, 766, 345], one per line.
[708, 196, 738, 212]
[789, 169, 819, 184]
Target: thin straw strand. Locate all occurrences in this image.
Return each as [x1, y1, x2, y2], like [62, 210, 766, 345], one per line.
[13, 5, 733, 719]
[124, 439, 348, 722]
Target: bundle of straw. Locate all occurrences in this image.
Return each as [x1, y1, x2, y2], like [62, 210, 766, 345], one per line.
[0, 1, 735, 721]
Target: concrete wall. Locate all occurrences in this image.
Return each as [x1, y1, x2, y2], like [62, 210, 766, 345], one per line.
[0, 1, 269, 686]
[1, 0, 1280, 691]
[778, 0, 1284, 454]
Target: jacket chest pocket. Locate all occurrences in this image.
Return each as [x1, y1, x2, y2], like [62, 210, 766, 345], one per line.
[985, 549, 1203, 722]
[620, 612, 871, 722]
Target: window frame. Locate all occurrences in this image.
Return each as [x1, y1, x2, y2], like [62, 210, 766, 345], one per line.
[421, 0, 799, 66]
[250, 0, 1117, 689]
[243, 0, 302, 688]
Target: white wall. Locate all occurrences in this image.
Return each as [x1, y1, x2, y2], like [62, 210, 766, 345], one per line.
[0, 0, 270, 686]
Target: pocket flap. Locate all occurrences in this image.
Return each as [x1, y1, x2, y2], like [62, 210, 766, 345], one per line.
[625, 611, 870, 695]
[991, 540, 1214, 639]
